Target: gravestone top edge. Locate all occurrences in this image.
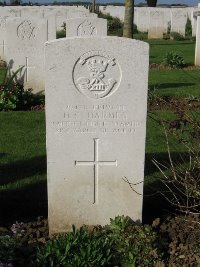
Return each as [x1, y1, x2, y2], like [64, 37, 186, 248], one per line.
[45, 36, 149, 50]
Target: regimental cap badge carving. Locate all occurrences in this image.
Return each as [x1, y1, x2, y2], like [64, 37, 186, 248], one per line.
[17, 20, 38, 40]
[77, 20, 97, 36]
[73, 50, 121, 99]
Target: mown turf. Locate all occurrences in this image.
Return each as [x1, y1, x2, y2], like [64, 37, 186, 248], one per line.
[0, 112, 47, 224]
[149, 69, 200, 97]
[148, 39, 195, 65]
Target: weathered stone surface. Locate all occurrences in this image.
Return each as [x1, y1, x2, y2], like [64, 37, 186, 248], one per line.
[171, 8, 188, 36]
[5, 17, 48, 93]
[66, 17, 107, 37]
[148, 10, 164, 39]
[45, 36, 149, 234]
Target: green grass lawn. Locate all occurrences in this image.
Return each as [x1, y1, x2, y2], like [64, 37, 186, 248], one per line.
[0, 112, 47, 224]
[149, 69, 200, 97]
[148, 39, 195, 65]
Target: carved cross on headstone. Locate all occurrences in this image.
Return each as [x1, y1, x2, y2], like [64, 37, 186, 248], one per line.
[19, 57, 35, 82]
[0, 40, 7, 55]
[75, 138, 117, 204]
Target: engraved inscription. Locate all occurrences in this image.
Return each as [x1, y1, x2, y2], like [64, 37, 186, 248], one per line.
[17, 20, 38, 40]
[75, 138, 117, 204]
[73, 50, 122, 99]
[174, 11, 186, 19]
[151, 11, 161, 20]
[51, 104, 142, 134]
[77, 20, 97, 36]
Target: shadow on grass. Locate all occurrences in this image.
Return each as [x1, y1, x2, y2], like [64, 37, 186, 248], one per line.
[0, 179, 47, 225]
[143, 179, 173, 224]
[0, 156, 46, 185]
[143, 151, 190, 223]
[150, 42, 194, 46]
[145, 151, 190, 176]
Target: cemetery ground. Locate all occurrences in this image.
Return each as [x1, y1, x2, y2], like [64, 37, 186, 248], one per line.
[0, 37, 200, 265]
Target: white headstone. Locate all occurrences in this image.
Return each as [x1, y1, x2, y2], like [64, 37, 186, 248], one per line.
[45, 36, 149, 234]
[195, 16, 200, 65]
[136, 8, 150, 32]
[67, 9, 90, 19]
[171, 8, 188, 36]
[20, 7, 56, 40]
[66, 18, 107, 37]
[148, 10, 164, 39]
[5, 17, 48, 93]
[0, 16, 8, 61]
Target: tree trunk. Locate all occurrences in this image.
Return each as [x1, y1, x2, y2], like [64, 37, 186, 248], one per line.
[92, 0, 96, 13]
[123, 0, 134, 38]
[147, 0, 157, 7]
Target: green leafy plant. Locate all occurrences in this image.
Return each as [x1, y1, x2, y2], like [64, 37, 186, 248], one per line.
[35, 225, 113, 267]
[0, 66, 45, 111]
[103, 216, 163, 267]
[35, 217, 163, 267]
[185, 18, 192, 38]
[0, 66, 24, 110]
[148, 85, 160, 102]
[163, 51, 185, 69]
[98, 12, 123, 36]
[56, 22, 66, 39]
[0, 235, 16, 263]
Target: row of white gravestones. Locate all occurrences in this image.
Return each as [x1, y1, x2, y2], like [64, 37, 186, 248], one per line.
[0, 9, 106, 92]
[195, 16, 200, 66]
[0, 6, 91, 61]
[99, 6, 195, 38]
[45, 36, 149, 234]
[0, 6, 93, 32]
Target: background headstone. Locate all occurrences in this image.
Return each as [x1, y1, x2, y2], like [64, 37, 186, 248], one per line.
[0, 16, 8, 61]
[6, 17, 48, 92]
[195, 16, 200, 65]
[148, 10, 164, 39]
[66, 18, 107, 37]
[171, 8, 188, 36]
[45, 36, 149, 234]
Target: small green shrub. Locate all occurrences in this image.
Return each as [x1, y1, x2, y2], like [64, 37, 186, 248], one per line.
[35, 216, 163, 267]
[0, 235, 16, 263]
[103, 216, 163, 267]
[148, 85, 160, 102]
[99, 12, 123, 36]
[170, 31, 185, 41]
[0, 66, 44, 111]
[163, 51, 185, 69]
[35, 225, 113, 267]
[56, 22, 66, 39]
[0, 66, 24, 110]
[185, 18, 192, 38]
